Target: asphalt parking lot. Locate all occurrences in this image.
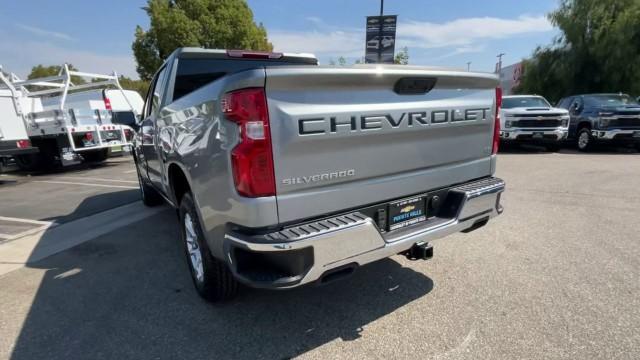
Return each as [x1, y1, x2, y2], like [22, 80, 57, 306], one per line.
[0, 147, 639, 359]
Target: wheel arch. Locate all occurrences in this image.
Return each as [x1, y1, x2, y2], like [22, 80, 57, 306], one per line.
[577, 121, 592, 131]
[167, 161, 192, 206]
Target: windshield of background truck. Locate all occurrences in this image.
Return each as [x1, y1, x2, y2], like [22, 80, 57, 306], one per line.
[502, 97, 550, 109]
[584, 94, 639, 107]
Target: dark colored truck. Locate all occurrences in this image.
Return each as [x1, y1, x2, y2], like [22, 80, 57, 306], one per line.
[132, 48, 505, 302]
[557, 93, 640, 151]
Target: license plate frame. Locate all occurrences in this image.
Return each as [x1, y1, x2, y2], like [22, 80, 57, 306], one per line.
[532, 132, 544, 139]
[387, 196, 427, 231]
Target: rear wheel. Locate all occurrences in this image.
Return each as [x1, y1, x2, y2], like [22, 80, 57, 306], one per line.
[577, 128, 594, 152]
[15, 141, 59, 171]
[15, 154, 39, 171]
[179, 192, 238, 302]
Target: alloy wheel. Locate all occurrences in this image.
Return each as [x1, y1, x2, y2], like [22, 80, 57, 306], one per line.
[184, 213, 204, 283]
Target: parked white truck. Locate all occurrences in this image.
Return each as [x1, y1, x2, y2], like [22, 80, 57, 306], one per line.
[0, 65, 139, 170]
[41, 88, 144, 156]
[499, 95, 570, 151]
[0, 86, 39, 160]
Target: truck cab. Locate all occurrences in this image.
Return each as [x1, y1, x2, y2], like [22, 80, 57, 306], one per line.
[499, 95, 569, 151]
[557, 93, 640, 151]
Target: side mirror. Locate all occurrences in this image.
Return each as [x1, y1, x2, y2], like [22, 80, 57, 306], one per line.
[111, 111, 140, 132]
[571, 103, 580, 114]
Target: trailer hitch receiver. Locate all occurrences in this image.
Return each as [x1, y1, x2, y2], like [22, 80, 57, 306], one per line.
[404, 241, 433, 261]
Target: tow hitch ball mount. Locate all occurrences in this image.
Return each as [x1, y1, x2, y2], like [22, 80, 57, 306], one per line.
[403, 241, 433, 261]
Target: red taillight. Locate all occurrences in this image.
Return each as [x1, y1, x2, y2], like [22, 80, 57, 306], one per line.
[222, 88, 275, 197]
[16, 140, 31, 149]
[492, 87, 502, 155]
[104, 97, 112, 110]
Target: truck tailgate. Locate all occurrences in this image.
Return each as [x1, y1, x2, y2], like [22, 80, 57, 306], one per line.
[265, 66, 499, 223]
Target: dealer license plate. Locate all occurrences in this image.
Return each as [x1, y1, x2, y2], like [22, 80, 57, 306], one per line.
[388, 196, 427, 231]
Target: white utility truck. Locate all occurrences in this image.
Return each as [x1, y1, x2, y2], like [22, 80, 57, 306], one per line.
[0, 64, 139, 170]
[0, 69, 39, 161]
[41, 88, 144, 156]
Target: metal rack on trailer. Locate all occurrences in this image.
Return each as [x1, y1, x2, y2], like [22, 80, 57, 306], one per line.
[0, 64, 138, 169]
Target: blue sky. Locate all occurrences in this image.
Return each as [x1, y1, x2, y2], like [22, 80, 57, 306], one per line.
[0, 0, 560, 79]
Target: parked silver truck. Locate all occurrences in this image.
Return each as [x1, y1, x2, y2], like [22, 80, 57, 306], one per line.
[133, 48, 505, 302]
[499, 95, 570, 151]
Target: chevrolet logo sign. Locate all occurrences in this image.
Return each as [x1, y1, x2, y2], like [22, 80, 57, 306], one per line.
[400, 205, 416, 213]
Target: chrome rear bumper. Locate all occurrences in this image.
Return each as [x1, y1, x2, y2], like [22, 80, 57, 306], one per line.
[224, 177, 505, 289]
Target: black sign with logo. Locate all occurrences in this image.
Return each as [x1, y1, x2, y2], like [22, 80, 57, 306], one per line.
[365, 15, 397, 64]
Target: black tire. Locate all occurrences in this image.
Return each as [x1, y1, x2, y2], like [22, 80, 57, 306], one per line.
[136, 166, 164, 206]
[15, 141, 59, 171]
[15, 154, 40, 171]
[635, 143, 640, 153]
[577, 128, 594, 152]
[83, 148, 109, 162]
[179, 192, 238, 302]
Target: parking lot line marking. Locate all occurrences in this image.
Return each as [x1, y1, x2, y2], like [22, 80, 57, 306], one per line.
[33, 180, 138, 189]
[124, 169, 137, 174]
[0, 216, 52, 226]
[59, 176, 138, 184]
[0, 202, 166, 276]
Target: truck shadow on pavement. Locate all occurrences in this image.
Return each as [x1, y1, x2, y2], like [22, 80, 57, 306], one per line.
[9, 209, 434, 360]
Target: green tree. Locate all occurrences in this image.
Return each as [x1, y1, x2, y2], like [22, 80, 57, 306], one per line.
[337, 56, 347, 66]
[133, 0, 273, 80]
[28, 64, 86, 86]
[516, 0, 640, 102]
[394, 47, 409, 65]
[91, 75, 150, 97]
[117, 76, 150, 97]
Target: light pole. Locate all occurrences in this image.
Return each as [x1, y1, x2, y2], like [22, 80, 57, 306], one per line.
[466, 62, 472, 71]
[377, 0, 384, 63]
[496, 53, 505, 73]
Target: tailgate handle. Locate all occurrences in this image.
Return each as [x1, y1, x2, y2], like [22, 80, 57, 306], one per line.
[394, 77, 437, 95]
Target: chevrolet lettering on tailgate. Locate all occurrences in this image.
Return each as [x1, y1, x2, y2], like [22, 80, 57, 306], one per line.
[298, 108, 491, 135]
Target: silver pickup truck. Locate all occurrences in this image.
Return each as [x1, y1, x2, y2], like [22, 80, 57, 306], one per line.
[133, 48, 505, 302]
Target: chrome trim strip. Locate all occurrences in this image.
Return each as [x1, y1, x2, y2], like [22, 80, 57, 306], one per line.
[591, 129, 640, 139]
